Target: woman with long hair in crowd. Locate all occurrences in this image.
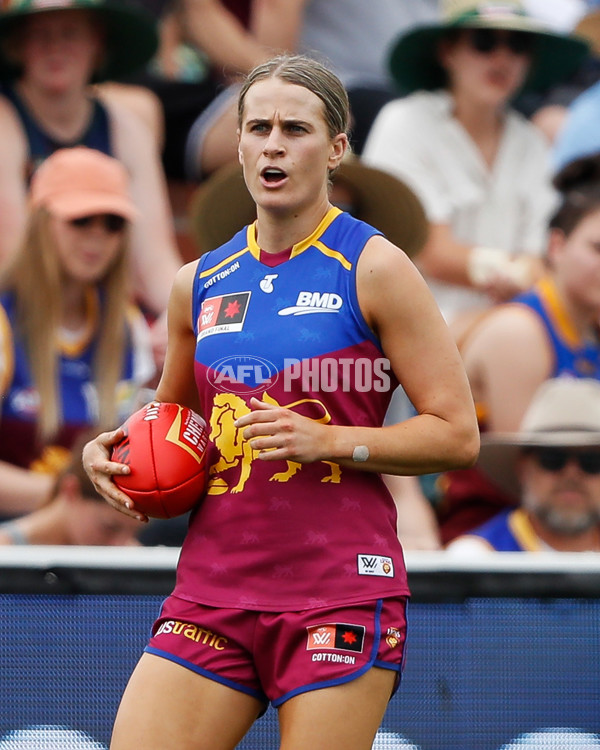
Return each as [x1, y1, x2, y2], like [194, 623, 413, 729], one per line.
[0, 146, 154, 519]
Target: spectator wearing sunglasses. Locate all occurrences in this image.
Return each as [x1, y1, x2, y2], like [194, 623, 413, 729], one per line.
[362, 0, 589, 327]
[437, 153, 600, 544]
[0, 147, 155, 519]
[446, 377, 600, 553]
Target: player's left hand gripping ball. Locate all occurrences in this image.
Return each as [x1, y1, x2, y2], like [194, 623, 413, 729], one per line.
[111, 402, 209, 519]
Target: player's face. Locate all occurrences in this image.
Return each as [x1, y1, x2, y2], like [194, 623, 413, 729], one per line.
[550, 207, 600, 315]
[18, 10, 103, 92]
[51, 213, 125, 284]
[237, 78, 346, 217]
[439, 29, 531, 108]
[519, 450, 600, 536]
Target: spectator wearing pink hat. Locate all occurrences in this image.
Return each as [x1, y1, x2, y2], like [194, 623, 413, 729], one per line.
[0, 146, 154, 519]
[0, 0, 184, 366]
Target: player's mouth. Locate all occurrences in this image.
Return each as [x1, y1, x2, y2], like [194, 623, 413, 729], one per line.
[260, 167, 288, 186]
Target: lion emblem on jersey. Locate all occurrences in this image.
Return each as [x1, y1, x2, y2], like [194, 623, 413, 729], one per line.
[207, 391, 341, 494]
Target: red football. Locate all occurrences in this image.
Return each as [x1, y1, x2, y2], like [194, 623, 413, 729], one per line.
[111, 401, 209, 519]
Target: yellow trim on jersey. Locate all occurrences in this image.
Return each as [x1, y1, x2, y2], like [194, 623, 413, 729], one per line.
[58, 288, 98, 358]
[537, 276, 581, 349]
[508, 508, 542, 552]
[199, 242, 250, 278]
[289, 207, 343, 257]
[0, 302, 14, 397]
[247, 206, 353, 269]
[247, 223, 261, 261]
[312, 239, 353, 270]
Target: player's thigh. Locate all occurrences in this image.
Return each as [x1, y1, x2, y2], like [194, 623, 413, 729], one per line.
[277, 666, 396, 750]
[110, 652, 263, 750]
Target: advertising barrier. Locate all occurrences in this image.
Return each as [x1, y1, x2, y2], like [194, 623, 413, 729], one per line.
[1, 548, 599, 750]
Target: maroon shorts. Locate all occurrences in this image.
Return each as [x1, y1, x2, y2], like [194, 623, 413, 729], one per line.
[145, 595, 408, 706]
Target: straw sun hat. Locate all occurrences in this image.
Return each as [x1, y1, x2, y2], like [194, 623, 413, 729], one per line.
[477, 377, 600, 498]
[389, 0, 590, 95]
[189, 158, 428, 258]
[0, 0, 158, 82]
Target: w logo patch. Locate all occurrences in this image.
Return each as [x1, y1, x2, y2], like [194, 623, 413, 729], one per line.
[306, 623, 365, 653]
[357, 554, 394, 577]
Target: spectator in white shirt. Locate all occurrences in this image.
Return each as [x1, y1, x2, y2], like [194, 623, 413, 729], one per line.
[363, 0, 588, 326]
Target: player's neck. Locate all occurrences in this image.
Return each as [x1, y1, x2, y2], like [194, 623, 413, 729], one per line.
[255, 199, 331, 254]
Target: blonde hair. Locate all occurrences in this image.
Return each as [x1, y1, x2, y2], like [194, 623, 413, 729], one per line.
[0, 207, 130, 440]
[238, 54, 351, 152]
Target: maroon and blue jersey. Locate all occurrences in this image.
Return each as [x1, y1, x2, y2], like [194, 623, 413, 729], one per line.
[511, 277, 600, 378]
[174, 207, 410, 611]
[458, 509, 545, 552]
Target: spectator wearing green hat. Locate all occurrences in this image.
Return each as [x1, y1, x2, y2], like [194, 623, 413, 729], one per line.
[363, 0, 590, 327]
[0, 0, 184, 366]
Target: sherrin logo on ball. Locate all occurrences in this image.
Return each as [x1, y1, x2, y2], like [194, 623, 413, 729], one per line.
[111, 401, 209, 519]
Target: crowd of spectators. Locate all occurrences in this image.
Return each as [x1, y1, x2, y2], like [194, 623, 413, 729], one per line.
[1, 0, 600, 551]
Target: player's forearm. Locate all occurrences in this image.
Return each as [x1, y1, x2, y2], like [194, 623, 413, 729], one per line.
[323, 415, 480, 476]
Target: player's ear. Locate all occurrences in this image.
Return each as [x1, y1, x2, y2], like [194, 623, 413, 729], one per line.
[328, 133, 348, 172]
[237, 129, 243, 166]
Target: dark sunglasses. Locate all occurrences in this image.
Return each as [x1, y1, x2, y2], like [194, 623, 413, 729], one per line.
[69, 214, 127, 233]
[467, 28, 535, 56]
[528, 448, 600, 475]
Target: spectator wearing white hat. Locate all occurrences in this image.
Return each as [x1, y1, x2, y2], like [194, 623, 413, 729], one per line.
[447, 377, 600, 553]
